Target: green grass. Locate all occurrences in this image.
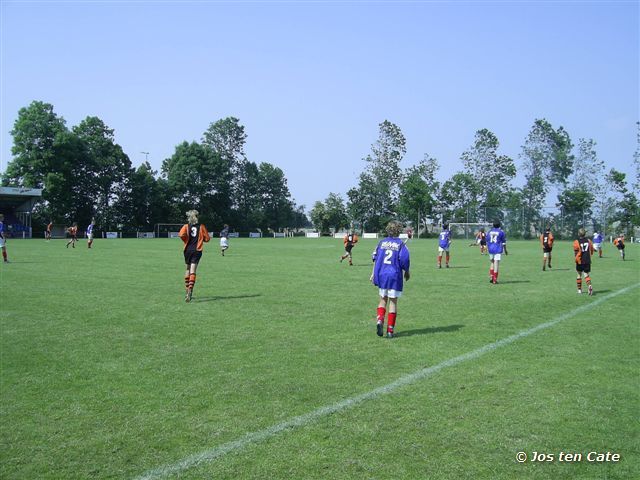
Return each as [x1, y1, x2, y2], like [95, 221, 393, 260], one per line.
[1, 236, 638, 479]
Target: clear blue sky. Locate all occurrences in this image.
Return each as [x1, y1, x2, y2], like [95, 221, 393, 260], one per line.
[1, 0, 638, 210]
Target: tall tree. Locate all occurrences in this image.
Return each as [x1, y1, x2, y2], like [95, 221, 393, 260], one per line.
[437, 172, 482, 224]
[4, 101, 68, 188]
[461, 128, 516, 207]
[520, 119, 574, 236]
[162, 141, 231, 226]
[72, 116, 132, 228]
[606, 168, 640, 236]
[257, 162, 293, 231]
[398, 155, 440, 234]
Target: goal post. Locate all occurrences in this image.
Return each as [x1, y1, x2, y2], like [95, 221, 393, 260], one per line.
[448, 222, 492, 240]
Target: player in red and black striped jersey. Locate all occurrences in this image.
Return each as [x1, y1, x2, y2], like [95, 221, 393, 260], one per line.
[340, 231, 359, 266]
[178, 210, 211, 302]
[613, 235, 626, 260]
[65, 223, 78, 248]
[573, 228, 594, 296]
[540, 226, 554, 271]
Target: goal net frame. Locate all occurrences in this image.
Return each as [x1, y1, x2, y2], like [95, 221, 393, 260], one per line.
[448, 222, 492, 240]
[154, 223, 184, 238]
[50, 224, 73, 239]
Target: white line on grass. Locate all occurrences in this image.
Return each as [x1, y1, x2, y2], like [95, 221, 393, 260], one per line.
[135, 283, 639, 480]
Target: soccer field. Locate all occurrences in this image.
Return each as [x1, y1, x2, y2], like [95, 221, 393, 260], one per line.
[1, 237, 638, 479]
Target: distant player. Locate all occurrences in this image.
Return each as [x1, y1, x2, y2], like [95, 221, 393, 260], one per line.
[593, 231, 604, 258]
[340, 230, 359, 265]
[437, 223, 452, 268]
[487, 220, 508, 284]
[540, 226, 554, 271]
[45, 220, 53, 241]
[86, 219, 95, 249]
[613, 234, 626, 261]
[371, 221, 410, 338]
[220, 224, 229, 256]
[477, 228, 487, 255]
[0, 214, 9, 263]
[573, 228, 594, 295]
[179, 210, 211, 302]
[66, 223, 78, 248]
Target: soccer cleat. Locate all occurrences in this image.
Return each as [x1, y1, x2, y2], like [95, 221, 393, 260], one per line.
[386, 331, 394, 339]
[376, 322, 384, 337]
[185, 289, 192, 303]
[577, 289, 582, 294]
[438, 265, 442, 269]
[548, 264, 552, 269]
[542, 267, 546, 271]
[446, 264, 449, 268]
[489, 277, 493, 283]
[588, 285, 593, 296]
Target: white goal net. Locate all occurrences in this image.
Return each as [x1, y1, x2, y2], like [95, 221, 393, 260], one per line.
[448, 222, 492, 239]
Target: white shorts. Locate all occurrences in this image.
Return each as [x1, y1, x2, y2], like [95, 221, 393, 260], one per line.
[0, 237, 5, 248]
[489, 253, 502, 261]
[220, 237, 229, 248]
[594, 243, 601, 250]
[87, 233, 94, 241]
[438, 246, 450, 253]
[379, 288, 402, 299]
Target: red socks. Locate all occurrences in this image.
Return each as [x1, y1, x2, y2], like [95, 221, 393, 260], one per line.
[377, 307, 386, 322]
[387, 313, 397, 333]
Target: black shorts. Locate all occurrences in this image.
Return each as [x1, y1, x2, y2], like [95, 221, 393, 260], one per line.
[543, 247, 552, 253]
[184, 250, 202, 265]
[345, 244, 354, 253]
[576, 264, 591, 274]
[617, 245, 625, 250]
[480, 240, 486, 246]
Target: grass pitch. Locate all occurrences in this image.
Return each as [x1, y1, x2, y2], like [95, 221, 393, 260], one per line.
[1, 236, 638, 479]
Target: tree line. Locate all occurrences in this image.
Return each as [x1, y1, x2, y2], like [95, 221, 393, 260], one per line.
[3, 101, 639, 238]
[2, 101, 309, 233]
[311, 120, 640, 238]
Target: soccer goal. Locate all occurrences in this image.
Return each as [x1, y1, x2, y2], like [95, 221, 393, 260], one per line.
[154, 223, 183, 238]
[50, 224, 71, 239]
[448, 222, 492, 240]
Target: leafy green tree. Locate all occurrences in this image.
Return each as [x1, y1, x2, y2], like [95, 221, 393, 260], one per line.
[322, 193, 348, 232]
[606, 168, 640, 236]
[349, 120, 406, 231]
[162, 141, 231, 226]
[461, 128, 516, 207]
[520, 119, 575, 236]
[4, 101, 68, 188]
[398, 155, 440, 234]
[437, 172, 482, 223]
[257, 162, 293, 231]
[233, 160, 263, 230]
[310, 201, 329, 233]
[126, 162, 174, 228]
[72, 116, 132, 228]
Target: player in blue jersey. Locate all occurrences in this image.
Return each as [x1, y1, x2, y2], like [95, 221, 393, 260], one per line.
[371, 221, 411, 338]
[487, 220, 508, 284]
[0, 214, 9, 263]
[437, 223, 452, 268]
[592, 231, 604, 258]
[86, 219, 95, 249]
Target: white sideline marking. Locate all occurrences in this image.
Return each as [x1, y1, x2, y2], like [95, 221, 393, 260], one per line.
[136, 283, 639, 480]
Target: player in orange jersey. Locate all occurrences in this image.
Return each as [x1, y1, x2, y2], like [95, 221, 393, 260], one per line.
[45, 220, 53, 241]
[540, 226, 554, 271]
[573, 228, 594, 295]
[65, 223, 78, 248]
[613, 234, 626, 261]
[179, 210, 211, 302]
[340, 231, 359, 266]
